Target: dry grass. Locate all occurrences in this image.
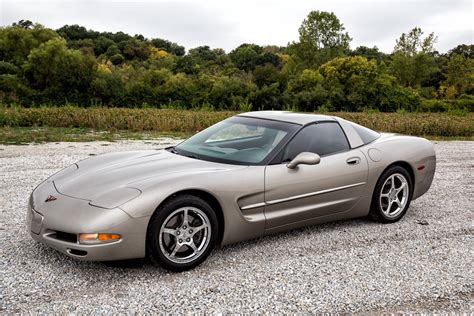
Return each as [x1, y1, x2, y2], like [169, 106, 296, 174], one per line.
[1, 107, 473, 137]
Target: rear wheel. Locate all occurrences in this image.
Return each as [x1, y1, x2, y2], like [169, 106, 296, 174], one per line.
[370, 166, 412, 223]
[147, 195, 218, 272]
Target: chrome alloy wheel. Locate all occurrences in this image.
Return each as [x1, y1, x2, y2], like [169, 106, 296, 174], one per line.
[159, 207, 211, 264]
[379, 173, 409, 218]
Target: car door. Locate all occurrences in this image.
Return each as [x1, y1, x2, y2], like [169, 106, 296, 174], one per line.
[264, 122, 368, 229]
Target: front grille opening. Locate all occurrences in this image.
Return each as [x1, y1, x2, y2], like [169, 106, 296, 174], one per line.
[52, 231, 78, 243]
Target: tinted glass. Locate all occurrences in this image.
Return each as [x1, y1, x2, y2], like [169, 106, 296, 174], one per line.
[283, 122, 350, 161]
[351, 122, 380, 144]
[176, 116, 298, 165]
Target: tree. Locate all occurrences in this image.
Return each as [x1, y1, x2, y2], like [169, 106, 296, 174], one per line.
[188, 46, 219, 64]
[447, 44, 474, 59]
[209, 76, 256, 110]
[229, 44, 263, 71]
[118, 38, 150, 60]
[441, 53, 474, 96]
[287, 69, 328, 111]
[351, 46, 388, 63]
[390, 52, 438, 88]
[292, 11, 351, 67]
[94, 36, 115, 56]
[24, 38, 96, 104]
[12, 20, 34, 29]
[252, 63, 285, 88]
[151, 38, 185, 56]
[57, 24, 98, 41]
[319, 56, 377, 111]
[394, 27, 437, 56]
[160, 73, 197, 108]
[391, 27, 438, 88]
[0, 24, 59, 66]
[90, 68, 125, 106]
[299, 11, 351, 50]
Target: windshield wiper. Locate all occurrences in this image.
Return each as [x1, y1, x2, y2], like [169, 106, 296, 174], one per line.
[166, 146, 201, 160]
[165, 146, 178, 154]
[181, 153, 201, 160]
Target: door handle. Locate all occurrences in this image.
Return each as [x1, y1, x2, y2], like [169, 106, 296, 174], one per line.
[346, 157, 361, 165]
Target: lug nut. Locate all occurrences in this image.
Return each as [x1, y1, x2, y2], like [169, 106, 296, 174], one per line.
[186, 238, 190, 242]
[179, 239, 183, 243]
[176, 231, 180, 235]
[189, 229, 193, 233]
[183, 225, 187, 229]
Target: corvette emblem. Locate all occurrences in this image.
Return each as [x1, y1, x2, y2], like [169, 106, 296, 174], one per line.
[45, 195, 57, 203]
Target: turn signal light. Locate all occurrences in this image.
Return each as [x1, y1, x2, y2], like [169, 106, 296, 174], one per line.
[79, 233, 121, 244]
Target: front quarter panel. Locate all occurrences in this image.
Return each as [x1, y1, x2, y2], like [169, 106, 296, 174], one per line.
[120, 165, 267, 245]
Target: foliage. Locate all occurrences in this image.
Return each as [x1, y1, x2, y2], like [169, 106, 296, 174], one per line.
[0, 17, 472, 112]
[441, 53, 474, 96]
[394, 27, 437, 56]
[293, 11, 351, 67]
[390, 52, 438, 88]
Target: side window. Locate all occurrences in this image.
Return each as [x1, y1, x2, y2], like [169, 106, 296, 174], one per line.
[283, 122, 350, 161]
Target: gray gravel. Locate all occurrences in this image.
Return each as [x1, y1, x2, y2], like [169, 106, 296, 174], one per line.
[1, 140, 473, 313]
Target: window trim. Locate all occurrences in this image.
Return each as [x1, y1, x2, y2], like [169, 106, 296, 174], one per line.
[268, 121, 352, 165]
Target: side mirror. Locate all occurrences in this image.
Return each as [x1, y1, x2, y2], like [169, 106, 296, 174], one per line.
[287, 152, 321, 169]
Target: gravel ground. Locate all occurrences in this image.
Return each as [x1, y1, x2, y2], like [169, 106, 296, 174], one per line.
[1, 140, 473, 313]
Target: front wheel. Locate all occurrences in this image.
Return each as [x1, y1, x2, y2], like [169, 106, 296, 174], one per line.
[147, 195, 218, 272]
[370, 166, 412, 223]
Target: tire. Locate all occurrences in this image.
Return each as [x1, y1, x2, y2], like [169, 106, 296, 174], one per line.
[369, 165, 413, 223]
[146, 194, 218, 272]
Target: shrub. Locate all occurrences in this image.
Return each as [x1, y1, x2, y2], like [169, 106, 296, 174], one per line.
[419, 99, 449, 112]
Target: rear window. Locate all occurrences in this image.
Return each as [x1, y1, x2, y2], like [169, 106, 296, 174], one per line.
[351, 122, 380, 144]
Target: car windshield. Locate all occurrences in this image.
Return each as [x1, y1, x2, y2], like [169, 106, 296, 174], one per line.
[174, 116, 299, 165]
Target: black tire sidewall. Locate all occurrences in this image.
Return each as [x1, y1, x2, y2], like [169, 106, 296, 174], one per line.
[146, 195, 218, 272]
[371, 166, 413, 223]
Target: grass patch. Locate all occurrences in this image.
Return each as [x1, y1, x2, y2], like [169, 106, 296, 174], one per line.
[1, 107, 473, 144]
[0, 127, 189, 145]
[1, 127, 471, 145]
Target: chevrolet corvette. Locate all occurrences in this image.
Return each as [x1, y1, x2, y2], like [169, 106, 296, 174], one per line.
[27, 111, 436, 271]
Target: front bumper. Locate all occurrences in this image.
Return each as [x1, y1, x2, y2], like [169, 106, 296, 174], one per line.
[27, 181, 150, 261]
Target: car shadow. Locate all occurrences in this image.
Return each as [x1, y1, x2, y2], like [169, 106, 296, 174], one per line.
[22, 214, 413, 277]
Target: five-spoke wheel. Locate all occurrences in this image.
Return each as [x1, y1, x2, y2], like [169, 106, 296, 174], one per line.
[159, 207, 211, 264]
[370, 166, 412, 223]
[379, 173, 409, 218]
[147, 195, 218, 271]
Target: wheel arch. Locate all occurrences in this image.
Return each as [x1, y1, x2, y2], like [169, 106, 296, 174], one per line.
[146, 189, 225, 247]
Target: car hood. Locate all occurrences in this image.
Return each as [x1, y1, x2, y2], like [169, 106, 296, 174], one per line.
[53, 149, 244, 201]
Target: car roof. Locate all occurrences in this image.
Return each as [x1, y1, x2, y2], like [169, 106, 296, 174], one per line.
[238, 111, 336, 125]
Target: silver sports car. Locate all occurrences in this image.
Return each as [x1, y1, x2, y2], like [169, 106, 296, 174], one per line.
[27, 111, 436, 271]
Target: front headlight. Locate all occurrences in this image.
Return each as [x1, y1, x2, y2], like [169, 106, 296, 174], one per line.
[89, 187, 141, 209]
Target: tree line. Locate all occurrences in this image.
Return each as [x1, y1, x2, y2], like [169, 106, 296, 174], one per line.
[0, 12, 473, 112]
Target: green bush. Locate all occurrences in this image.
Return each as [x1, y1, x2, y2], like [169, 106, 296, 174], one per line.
[454, 95, 474, 111]
[419, 99, 450, 112]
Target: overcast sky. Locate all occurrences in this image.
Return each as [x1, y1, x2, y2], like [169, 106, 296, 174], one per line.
[0, 0, 472, 53]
